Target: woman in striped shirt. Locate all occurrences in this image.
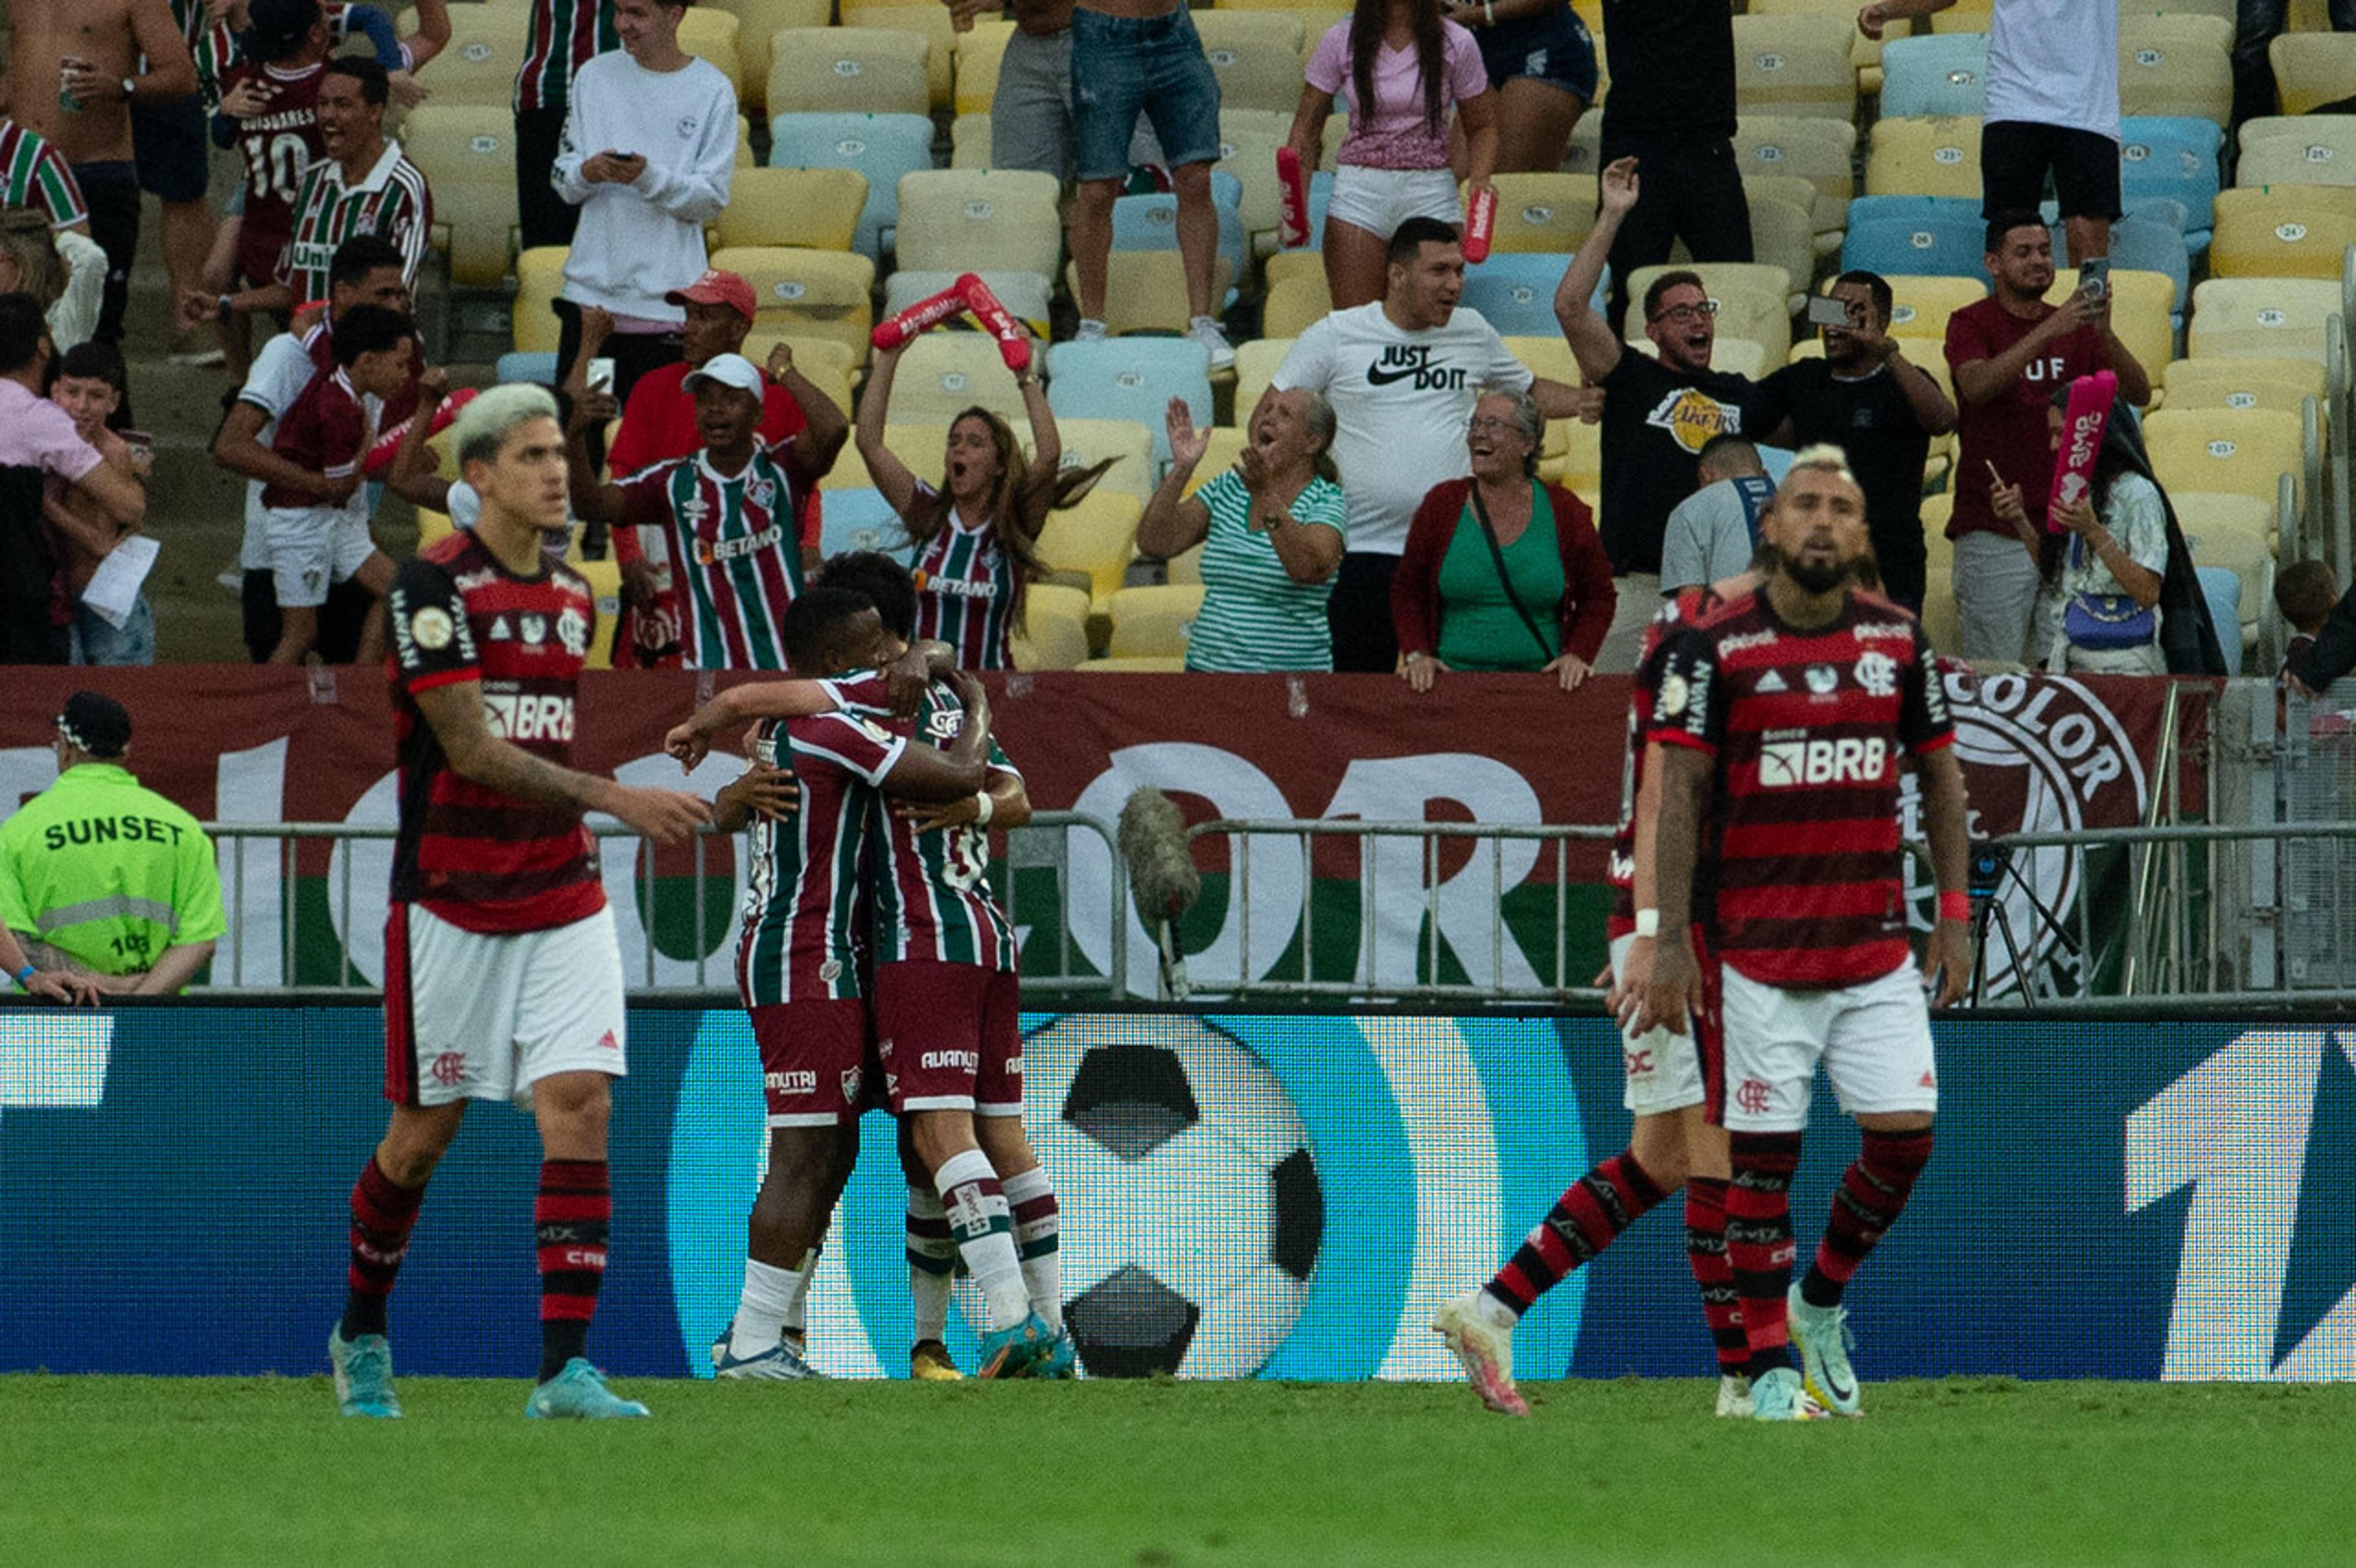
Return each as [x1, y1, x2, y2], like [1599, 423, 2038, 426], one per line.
[1138, 389, 1347, 672]
[855, 337, 1111, 669]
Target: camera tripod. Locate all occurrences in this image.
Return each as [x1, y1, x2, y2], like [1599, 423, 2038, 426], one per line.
[1965, 839, 2083, 1006]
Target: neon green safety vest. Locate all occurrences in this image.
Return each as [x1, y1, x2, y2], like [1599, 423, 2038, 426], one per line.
[0, 763, 226, 980]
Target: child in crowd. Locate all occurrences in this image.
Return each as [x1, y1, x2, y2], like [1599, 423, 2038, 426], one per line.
[42, 342, 155, 665]
[2276, 559, 2338, 682]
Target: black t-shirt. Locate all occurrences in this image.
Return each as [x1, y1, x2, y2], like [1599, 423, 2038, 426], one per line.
[1752, 358, 1934, 607]
[1598, 0, 1737, 143]
[1597, 350, 1755, 576]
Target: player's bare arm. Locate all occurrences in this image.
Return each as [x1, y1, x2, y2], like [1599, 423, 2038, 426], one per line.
[765, 340, 850, 493]
[666, 681, 841, 769]
[1917, 745, 1974, 1008]
[1554, 158, 1635, 385]
[895, 766, 1031, 834]
[712, 759, 798, 832]
[415, 681, 711, 844]
[1638, 745, 1712, 1037]
[884, 639, 958, 716]
[561, 390, 628, 525]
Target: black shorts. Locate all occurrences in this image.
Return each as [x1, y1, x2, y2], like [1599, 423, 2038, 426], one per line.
[1476, 5, 1599, 104]
[131, 94, 212, 203]
[1979, 120, 2122, 223]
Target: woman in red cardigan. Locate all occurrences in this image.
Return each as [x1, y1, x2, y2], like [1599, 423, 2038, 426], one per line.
[1391, 385, 1614, 691]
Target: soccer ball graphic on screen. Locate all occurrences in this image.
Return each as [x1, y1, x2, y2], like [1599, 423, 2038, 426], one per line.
[1024, 1015, 1324, 1378]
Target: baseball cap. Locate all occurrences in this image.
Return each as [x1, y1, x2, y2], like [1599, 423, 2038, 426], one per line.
[664, 269, 758, 323]
[243, 0, 325, 60]
[55, 692, 131, 759]
[682, 353, 766, 398]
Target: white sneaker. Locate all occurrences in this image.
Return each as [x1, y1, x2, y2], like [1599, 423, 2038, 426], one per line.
[1187, 315, 1236, 372]
[1431, 1291, 1528, 1416]
[1715, 1374, 1754, 1418]
[1073, 318, 1109, 344]
[1787, 1285, 1863, 1416]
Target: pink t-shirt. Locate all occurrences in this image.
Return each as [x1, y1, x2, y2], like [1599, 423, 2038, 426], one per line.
[1307, 19, 1488, 171]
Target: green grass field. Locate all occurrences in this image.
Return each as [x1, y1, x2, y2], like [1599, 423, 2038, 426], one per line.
[2, 1376, 2348, 1565]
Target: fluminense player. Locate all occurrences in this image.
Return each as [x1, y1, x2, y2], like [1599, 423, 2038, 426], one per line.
[331, 384, 712, 1420]
[1435, 561, 1763, 1420]
[1642, 446, 1971, 1421]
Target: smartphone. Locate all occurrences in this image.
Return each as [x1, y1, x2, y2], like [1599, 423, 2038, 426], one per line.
[585, 358, 616, 395]
[2077, 257, 2111, 301]
[1806, 294, 1852, 329]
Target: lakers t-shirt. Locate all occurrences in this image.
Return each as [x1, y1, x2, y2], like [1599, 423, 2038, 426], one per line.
[1597, 351, 1755, 577]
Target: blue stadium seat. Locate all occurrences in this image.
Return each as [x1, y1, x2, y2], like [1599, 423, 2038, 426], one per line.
[2118, 117, 2223, 250]
[818, 488, 915, 564]
[1111, 171, 1249, 287]
[1878, 33, 1992, 119]
[1461, 252, 1580, 337]
[2050, 213, 2190, 317]
[766, 112, 938, 259]
[2196, 566, 2244, 664]
[1841, 214, 1987, 280]
[1306, 170, 1334, 250]
[495, 350, 560, 385]
[1846, 194, 1981, 229]
[1045, 339, 1214, 466]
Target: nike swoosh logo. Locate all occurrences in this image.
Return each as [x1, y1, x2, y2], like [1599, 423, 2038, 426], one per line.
[1365, 363, 1422, 386]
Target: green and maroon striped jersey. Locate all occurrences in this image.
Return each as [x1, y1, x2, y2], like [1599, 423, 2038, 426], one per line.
[734, 710, 906, 1007]
[0, 118, 87, 230]
[277, 139, 431, 304]
[515, 0, 618, 112]
[909, 485, 1019, 671]
[620, 449, 806, 671]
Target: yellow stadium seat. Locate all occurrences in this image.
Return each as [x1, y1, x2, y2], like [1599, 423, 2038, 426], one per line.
[1233, 337, 1293, 426]
[401, 104, 519, 286]
[1074, 655, 1189, 671]
[512, 245, 568, 353]
[2209, 185, 2356, 279]
[1733, 115, 1858, 207]
[951, 112, 994, 169]
[953, 20, 1017, 115]
[1180, 430, 1250, 498]
[414, 507, 455, 550]
[1871, 274, 1989, 341]
[1263, 248, 1324, 292]
[2175, 491, 2284, 564]
[767, 26, 931, 117]
[709, 245, 879, 361]
[1195, 11, 1311, 115]
[674, 9, 746, 102]
[714, 167, 868, 252]
[2162, 355, 2329, 417]
[1500, 334, 1589, 471]
[1263, 274, 1330, 339]
[395, 6, 524, 104]
[1212, 116, 1290, 245]
[706, 0, 833, 115]
[2272, 33, 2356, 115]
[819, 421, 961, 491]
[2117, 13, 2234, 124]
[1868, 115, 1982, 199]
[843, 7, 957, 111]
[2236, 124, 2356, 189]
[1485, 172, 1596, 253]
[1664, 209, 1809, 314]
[739, 332, 857, 417]
[1063, 252, 1240, 336]
[1009, 582, 1091, 671]
[2185, 518, 2273, 650]
[1541, 411, 1601, 494]
[1746, 0, 1885, 91]
[896, 169, 1064, 277]
[887, 332, 1030, 423]
[1730, 13, 1858, 120]
[2039, 268, 2176, 375]
[2188, 278, 2345, 364]
[1747, 172, 1835, 254]
[737, 115, 758, 169]
[1106, 583, 1207, 659]
[2144, 405, 2308, 510]
[1165, 541, 1207, 582]
[1028, 418, 1158, 509]
[1035, 490, 1142, 607]
[1625, 267, 1793, 359]
[573, 558, 622, 671]
[1631, 335, 1775, 380]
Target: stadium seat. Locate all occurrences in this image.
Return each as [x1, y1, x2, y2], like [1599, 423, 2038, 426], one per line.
[1009, 582, 1092, 671]
[884, 270, 1052, 336]
[2162, 355, 2329, 417]
[842, 7, 957, 110]
[1047, 340, 1215, 464]
[1868, 116, 1982, 199]
[1733, 115, 1858, 208]
[2238, 131, 2356, 192]
[2039, 269, 2177, 379]
[713, 167, 868, 252]
[1877, 32, 1990, 119]
[1105, 583, 1207, 659]
[1562, 112, 1604, 179]
[766, 26, 930, 117]
[1630, 335, 1776, 381]
[1034, 490, 1143, 606]
[888, 332, 1030, 422]
[1484, 173, 1597, 254]
[2187, 278, 2345, 364]
[1262, 274, 1332, 339]
[1842, 213, 1987, 282]
[1730, 13, 1858, 120]
[1867, 274, 1989, 340]
[1625, 264, 1793, 358]
[1195, 11, 1310, 114]
[1112, 176, 1250, 293]
[766, 112, 937, 259]
[2120, 117, 2225, 247]
[511, 245, 568, 354]
[2117, 13, 2234, 124]
[401, 105, 519, 287]
[1031, 418, 1159, 509]
[895, 169, 1064, 277]
[414, 505, 455, 551]
[1232, 338, 1292, 428]
[950, 112, 993, 169]
[493, 350, 558, 386]
[2271, 33, 2356, 115]
[1708, 194, 1814, 310]
[2196, 564, 2254, 660]
[1066, 252, 1241, 336]
[815, 486, 914, 562]
[573, 558, 623, 671]
[1461, 253, 1577, 338]
[2066, 215, 2190, 315]
[1180, 431, 1250, 498]
[948, 20, 1015, 115]
[2175, 490, 2282, 556]
[1746, 0, 1886, 92]
[1746, 173, 1838, 256]
[707, 0, 833, 115]
[675, 9, 746, 104]
[1212, 116, 1291, 246]
[1925, 1, 1993, 32]
[1264, 248, 1323, 291]
[739, 332, 857, 414]
[2144, 405, 2308, 510]
[2209, 185, 2356, 279]
[708, 245, 878, 361]
[397, 5, 525, 104]
[1163, 540, 1206, 582]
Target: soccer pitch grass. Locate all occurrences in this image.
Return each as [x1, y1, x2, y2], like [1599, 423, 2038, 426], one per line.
[2, 1376, 2349, 1565]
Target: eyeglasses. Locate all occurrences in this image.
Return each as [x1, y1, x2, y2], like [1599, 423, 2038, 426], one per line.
[1647, 300, 1718, 324]
[1466, 415, 1522, 434]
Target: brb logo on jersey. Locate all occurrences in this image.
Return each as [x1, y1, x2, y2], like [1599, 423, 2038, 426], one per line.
[1364, 347, 1467, 392]
[1758, 732, 1890, 787]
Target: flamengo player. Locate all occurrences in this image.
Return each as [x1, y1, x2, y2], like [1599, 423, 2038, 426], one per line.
[328, 384, 711, 1421]
[1642, 447, 1971, 1421]
[1434, 569, 1761, 1419]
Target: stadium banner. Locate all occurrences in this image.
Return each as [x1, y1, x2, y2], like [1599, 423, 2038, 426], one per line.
[2, 1005, 2344, 1383]
[0, 669, 2193, 1001]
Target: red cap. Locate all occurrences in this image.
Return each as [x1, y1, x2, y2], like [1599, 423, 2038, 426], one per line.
[664, 269, 757, 321]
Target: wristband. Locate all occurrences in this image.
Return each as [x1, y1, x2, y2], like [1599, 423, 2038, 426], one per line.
[973, 790, 995, 828]
[1939, 891, 1971, 923]
[13, 964, 34, 991]
[1633, 908, 1660, 939]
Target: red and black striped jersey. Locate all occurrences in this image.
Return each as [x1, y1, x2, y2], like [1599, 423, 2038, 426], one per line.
[515, 0, 618, 112]
[387, 532, 605, 934]
[1606, 586, 1714, 939]
[735, 708, 906, 1005]
[1649, 587, 1953, 988]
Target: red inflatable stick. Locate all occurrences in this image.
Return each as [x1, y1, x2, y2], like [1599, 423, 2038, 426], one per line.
[1277, 145, 1310, 250]
[871, 282, 971, 352]
[959, 273, 1031, 372]
[2047, 369, 2117, 531]
[1462, 183, 1497, 264]
[361, 385, 477, 477]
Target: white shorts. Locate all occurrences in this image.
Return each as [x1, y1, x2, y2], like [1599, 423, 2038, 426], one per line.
[1611, 931, 1706, 1116]
[1719, 962, 1937, 1132]
[1326, 165, 1463, 240]
[264, 504, 379, 609]
[388, 902, 628, 1109]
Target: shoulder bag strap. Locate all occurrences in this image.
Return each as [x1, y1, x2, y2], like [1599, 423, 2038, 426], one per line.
[1466, 482, 1556, 661]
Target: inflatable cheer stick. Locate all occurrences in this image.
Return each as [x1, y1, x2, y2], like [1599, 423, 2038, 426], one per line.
[362, 384, 477, 477]
[2047, 369, 2117, 532]
[871, 282, 971, 353]
[1461, 183, 1498, 264]
[958, 273, 1032, 373]
[1277, 145, 1310, 249]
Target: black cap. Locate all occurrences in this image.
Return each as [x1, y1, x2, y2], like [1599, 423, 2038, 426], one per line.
[242, 0, 325, 61]
[55, 692, 131, 759]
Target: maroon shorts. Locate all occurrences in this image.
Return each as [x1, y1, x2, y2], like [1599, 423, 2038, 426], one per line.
[749, 999, 870, 1127]
[871, 961, 1023, 1118]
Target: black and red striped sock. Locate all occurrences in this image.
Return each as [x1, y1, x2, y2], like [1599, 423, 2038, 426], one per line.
[1487, 1153, 1666, 1315]
[535, 1158, 610, 1383]
[341, 1156, 425, 1340]
[1801, 1129, 1934, 1308]
[1683, 1177, 1749, 1375]
[1727, 1131, 1803, 1378]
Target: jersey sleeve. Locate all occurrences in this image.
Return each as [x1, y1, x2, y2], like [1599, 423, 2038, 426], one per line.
[1304, 21, 1350, 95]
[1271, 317, 1334, 394]
[985, 734, 1020, 781]
[318, 390, 366, 478]
[387, 555, 480, 693]
[1899, 623, 1955, 755]
[619, 467, 673, 536]
[1647, 626, 1725, 756]
[817, 671, 893, 716]
[790, 710, 907, 784]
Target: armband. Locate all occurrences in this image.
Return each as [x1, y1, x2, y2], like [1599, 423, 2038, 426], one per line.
[973, 790, 995, 828]
[13, 964, 35, 991]
[1632, 908, 1660, 939]
[1938, 891, 1971, 923]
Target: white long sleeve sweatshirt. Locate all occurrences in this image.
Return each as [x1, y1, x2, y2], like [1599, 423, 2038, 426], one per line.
[552, 50, 737, 321]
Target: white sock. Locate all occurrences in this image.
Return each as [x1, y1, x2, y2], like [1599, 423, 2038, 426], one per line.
[782, 1246, 817, 1339]
[732, 1256, 809, 1358]
[934, 1148, 1030, 1332]
[1001, 1164, 1063, 1333]
[1476, 1287, 1521, 1329]
[906, 1188, 955, 1345]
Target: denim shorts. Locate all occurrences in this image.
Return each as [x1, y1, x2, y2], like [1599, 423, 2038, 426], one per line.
[1477, 4, 1600, 104]
[1069, 4, 1223, 183]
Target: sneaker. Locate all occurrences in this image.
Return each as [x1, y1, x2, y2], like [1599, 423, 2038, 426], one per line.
[1038, 1328, 1079, 1380]
[1187, 315, 1237, 372]
[711, 1326, 823, 1381]
[328, 1324, 402, 1419]
[910, 1339, 964, 1382]
[1073, 318, 1109, 344]
[1749, 1365, 1828, 1422]
[975, 1312, 1053, 1380]
[1715, 1374, 1754, 1418]
[169, 329, 226, 367]
[526, 1358, 652, 1418]
[1431, 1292, 1529, 1417]
[1787, 1285, 1863, 1416]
